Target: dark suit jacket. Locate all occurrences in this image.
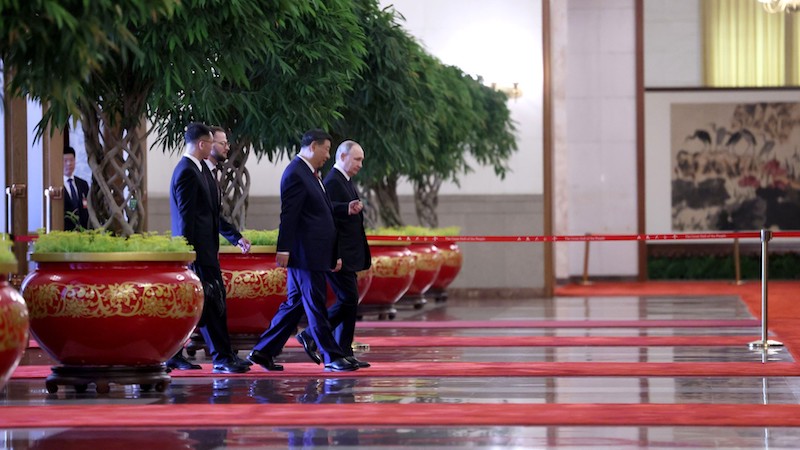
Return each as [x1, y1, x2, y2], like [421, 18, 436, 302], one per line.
[277, 157, 337, 271]
[170, 156, 240, 268]
[64, 176, 90, 231]
[324, 168, 371, 272]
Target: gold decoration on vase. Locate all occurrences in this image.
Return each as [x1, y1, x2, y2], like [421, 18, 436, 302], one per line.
[371, 254, 416, 278]
[0, 302, 29, 351]
[222, 269, 288, 299]
[24, 282, 202, 319]
[440, 249, 464, 267]
[413, 251, 444, 271]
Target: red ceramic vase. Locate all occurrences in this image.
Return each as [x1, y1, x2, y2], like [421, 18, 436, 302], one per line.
[429, 241, 463, 291]
[360, 241, 416, 311]
[21, 252, 203, 366]
[219, 246, 287, 334]
[326, 268, 374, 307]
[0, 262, 29, 390]
[402, 243, 444, 297]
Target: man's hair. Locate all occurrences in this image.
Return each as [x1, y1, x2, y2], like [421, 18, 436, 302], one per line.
[64, 146, 76, 156]
[300, 129, 332, 148]
[336, 140, 359, 160]
[184, 122, 212, 144]
[209, 125, 226, 135]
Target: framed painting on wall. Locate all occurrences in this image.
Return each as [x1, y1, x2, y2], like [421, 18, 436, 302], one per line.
[645, 89, 800, 234]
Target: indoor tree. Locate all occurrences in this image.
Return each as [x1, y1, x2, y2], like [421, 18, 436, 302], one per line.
[150, 0, 366, 229]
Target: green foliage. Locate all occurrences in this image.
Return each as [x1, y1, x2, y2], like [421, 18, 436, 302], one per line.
[149, 0, 367, 160]
[648, 254, 800, 280]
[0, 238, 16, 264]
[0, 0, 179, 133]
[220, 229, 279, 246]
[368, 226, 461, 236]
[333, 0, 438, 182]
[33, 230, 192, 253]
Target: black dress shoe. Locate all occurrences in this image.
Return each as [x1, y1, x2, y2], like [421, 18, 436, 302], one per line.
[212, 361, 250, 374]
[296, 330, 321, 365]
[166, 354, 202, 370]
[324, 357, 359, 372]
[346, 356, 371, 368]
[234, 354, 253, 367]
[248, 350, 284, 371]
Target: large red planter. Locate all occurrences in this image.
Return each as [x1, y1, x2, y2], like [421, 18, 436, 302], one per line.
[398, 243, 444, 309]
[358, 241, 416, 320]
[218, 246, 287, 335]
[21, 252, 203, 375]
[326, 268, 374, 306]
[428, 241, 463, 302]
[0, 262, 29, 391]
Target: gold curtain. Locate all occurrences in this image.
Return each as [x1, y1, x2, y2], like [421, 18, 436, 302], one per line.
[703, 0, 800, 86]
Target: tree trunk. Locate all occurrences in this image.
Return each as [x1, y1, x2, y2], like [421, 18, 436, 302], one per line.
[371, 175, 402, 227]
[413, 174, 441, 228]
[80, 106, 147, 236]
[360, 183, 379, 230]
[220, 142, 251, 229]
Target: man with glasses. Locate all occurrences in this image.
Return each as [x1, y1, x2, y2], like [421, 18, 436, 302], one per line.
[205, 125, 252, 367]
[169, 122, 249, 374]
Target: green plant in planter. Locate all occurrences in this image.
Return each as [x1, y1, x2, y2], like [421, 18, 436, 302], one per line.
[368, 225, 461, 237]
[0, 238, 16, 264]
[219, 229, 279, 247]
[32, 230, 192, 253]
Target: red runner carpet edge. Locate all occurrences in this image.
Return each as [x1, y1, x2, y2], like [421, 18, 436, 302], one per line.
[354, 319, 760, 328]
[555, 281, 800, 360]
[4, 403, 800, 428]
[12, 361, 800, 380]
[28, 335, 761, 350]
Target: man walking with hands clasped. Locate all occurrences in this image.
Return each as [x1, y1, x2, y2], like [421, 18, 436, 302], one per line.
[248, 129, 359, 372]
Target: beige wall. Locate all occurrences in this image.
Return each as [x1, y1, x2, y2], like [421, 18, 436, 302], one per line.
[149, 194, 545, 293]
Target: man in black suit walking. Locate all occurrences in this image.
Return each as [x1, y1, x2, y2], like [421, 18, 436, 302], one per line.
[248, 129, 359, 372]
[63, 146, 90, 230]
[169, 122, 249, 374]
[296, 140, 371, 368]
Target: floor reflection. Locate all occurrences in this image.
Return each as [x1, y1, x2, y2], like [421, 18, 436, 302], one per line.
[2, 295, 799, 449]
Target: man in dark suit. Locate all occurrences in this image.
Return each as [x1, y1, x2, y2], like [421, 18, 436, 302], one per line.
[63, 146, 90, 230]
[169, 122, 249, 374]
[205, 125, 253, 368]
[296, 140, 371, 368]
[248, 129, 359, 372]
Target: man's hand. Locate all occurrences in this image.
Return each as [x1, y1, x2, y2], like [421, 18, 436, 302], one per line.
[348, 200, 363, 215]
[276, 252, 289, 268]
[237, 237, 252, 254]
[332, 258, 343, 272]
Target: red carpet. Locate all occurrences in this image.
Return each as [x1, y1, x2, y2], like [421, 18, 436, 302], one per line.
[3, 403, 800, 428]
[556, 281, 800, 360]
[13, 361, 800, 379]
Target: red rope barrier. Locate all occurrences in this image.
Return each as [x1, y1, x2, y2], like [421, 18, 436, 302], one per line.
[365, 231, 800, 243]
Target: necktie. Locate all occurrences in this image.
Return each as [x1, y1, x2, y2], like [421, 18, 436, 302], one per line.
[200, 163, 216, 205]
[212, 167, 220, 183]
[315, 170, 325, 192]
[68, 178, 79, 205]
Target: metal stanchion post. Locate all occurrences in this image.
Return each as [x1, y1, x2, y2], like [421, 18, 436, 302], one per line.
[732, 237, 744, 285]
[748, 229, 783, 354]
[579, 233, 592, 286]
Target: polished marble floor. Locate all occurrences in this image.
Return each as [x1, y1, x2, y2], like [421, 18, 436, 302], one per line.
[2, 294, 800, 449]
